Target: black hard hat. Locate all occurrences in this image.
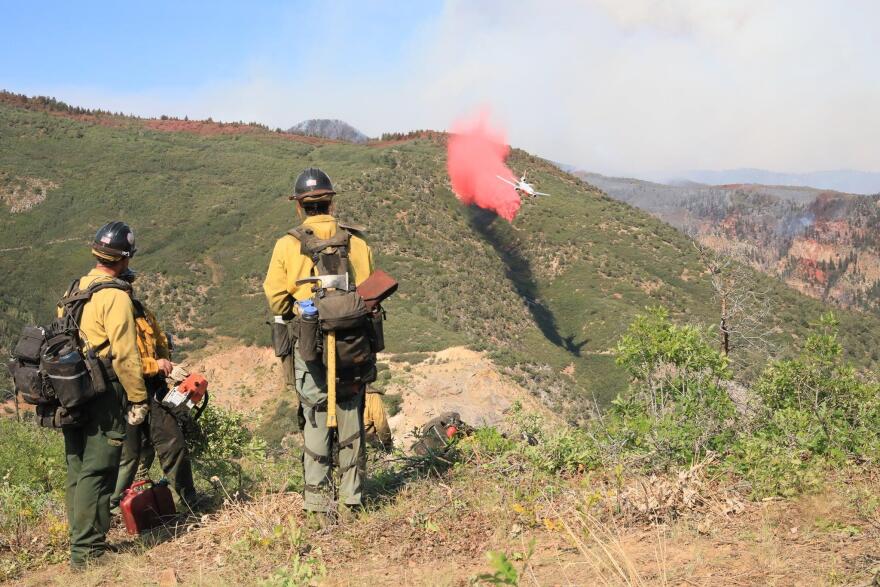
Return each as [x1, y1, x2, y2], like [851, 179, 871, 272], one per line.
[91, 221, 137, 261]
[291, 167, 335, 202]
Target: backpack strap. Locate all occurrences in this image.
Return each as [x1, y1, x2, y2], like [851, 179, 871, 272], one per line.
[288, 225, 351, 255]
[63, 278, 80, 298]
[58, 277, 132, 352]
[60, 279, 131, 317]
[337, 221, 366, 235]
[131, 298, 146, 319]
[288, 224, 352, 279]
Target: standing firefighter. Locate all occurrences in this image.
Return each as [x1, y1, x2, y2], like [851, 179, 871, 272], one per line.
[63, 222, 149, 569]
[109, 269, 197, 513]
[263, 167, 380, 521]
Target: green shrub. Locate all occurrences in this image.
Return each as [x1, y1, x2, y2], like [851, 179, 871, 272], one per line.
[0, 420, 64, 495]
[608, 307, 736, 467]
[188, 405, 265, 489]
[371, 368, 392, 393]
[0, 420, 66, 581]
[731, 313, 880, 496]
[467, 427, 516, 456]
[388, 352, 430, 364]
[524, 427, 601, 474]
[754, 313, 874, 418]
[732, 408, 827, 497]
[256, 399, 298, 448]
[0, 482, 61, 545]
[474, 550, 522, 585]
[615, 307, 730, 386]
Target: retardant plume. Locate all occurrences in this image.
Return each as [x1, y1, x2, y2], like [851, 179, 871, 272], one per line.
[447, 110, 521, 222]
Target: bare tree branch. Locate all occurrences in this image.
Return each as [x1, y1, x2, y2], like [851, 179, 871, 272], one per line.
[692, 241, 777, 358]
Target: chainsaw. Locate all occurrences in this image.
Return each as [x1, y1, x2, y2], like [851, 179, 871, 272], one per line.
[161, 373, 209, 420]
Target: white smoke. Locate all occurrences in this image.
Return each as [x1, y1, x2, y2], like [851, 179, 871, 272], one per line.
[18, 0, 880, 177]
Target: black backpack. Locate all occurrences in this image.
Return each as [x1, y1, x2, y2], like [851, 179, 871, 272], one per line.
[412, 412, 470, 456]
[6, 277, 130, 425]
[290, 223, 382, 385]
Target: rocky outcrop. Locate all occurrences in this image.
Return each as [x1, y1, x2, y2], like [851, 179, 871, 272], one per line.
[287, 119, 369, 143]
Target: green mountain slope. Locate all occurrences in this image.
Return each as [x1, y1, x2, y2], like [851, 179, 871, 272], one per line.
[2, 96, 879, 416]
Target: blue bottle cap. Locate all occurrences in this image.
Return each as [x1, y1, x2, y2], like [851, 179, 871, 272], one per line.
[298, 299, 318, 316]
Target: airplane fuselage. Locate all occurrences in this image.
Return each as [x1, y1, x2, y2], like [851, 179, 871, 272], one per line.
[497, 174, 547, 197]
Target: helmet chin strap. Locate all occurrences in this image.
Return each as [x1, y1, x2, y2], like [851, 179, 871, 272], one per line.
[94, 256, 129, 276]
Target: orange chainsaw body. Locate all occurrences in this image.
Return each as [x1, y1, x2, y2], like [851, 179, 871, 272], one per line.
[162, 373, 209, 415]
[178, 373, 208, 404]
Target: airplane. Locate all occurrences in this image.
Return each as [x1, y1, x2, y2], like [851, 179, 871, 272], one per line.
[497, 171, 550, 198]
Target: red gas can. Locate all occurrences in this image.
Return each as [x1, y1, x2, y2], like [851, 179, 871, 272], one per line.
[120, 479, 176, 535]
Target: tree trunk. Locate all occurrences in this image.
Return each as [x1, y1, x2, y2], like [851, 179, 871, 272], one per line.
[720, 296, 730, 355]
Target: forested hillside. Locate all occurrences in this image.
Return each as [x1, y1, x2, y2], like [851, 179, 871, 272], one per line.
[2, 94, 880, 416]
[585, 171, 880, 314]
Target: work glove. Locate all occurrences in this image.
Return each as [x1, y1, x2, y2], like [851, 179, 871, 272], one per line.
[127, 401, 150, 426]
[169, 365, 190, 385]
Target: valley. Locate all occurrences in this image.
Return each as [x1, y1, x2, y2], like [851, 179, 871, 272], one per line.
[583, 171, 880, 316]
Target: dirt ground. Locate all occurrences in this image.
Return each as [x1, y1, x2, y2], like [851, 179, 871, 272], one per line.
[181, 342, 552, 443]
[383, 346, 556, 448]
[14, 478, 880, 587]
[8, 345, 880, 586]
[184, 342, 284, 416]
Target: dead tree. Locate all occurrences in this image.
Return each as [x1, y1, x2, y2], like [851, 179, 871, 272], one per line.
[693, 241, 775, 358]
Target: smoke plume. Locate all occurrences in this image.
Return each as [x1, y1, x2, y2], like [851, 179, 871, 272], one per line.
[447, 110, 521, 222]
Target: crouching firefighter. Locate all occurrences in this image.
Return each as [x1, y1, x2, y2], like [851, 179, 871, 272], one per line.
[110, 269, 197, 513]
[263, 167, 385, 521]
[363, 386, 393, 450]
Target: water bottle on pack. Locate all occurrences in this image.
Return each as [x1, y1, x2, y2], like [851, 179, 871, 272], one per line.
[299, 299, 318, 320]
[58, 350, 81, 365]
[297, 299, 321, 362]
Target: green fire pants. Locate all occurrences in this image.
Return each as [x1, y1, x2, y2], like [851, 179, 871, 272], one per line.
[294, 343, 366, 513]
[110, 378, 195, 510]
[63, 381, 126, 566]
[281, 352, 305, 432]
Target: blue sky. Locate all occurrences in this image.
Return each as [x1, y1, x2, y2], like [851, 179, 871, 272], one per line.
[2, 1, 878, 176]
[2, 1, 439, 91]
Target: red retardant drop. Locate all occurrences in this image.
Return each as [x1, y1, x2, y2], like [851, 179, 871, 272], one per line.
[447, 110, 521, 222]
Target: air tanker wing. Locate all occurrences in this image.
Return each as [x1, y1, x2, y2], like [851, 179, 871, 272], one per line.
[533, 191, 550, 196]
[496, 175, 518, 187]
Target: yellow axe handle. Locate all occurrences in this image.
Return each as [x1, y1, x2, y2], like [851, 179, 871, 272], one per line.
[326, 330, 337, 428]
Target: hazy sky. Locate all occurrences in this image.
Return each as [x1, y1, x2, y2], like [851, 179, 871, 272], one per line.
[2, 0, 877, 177]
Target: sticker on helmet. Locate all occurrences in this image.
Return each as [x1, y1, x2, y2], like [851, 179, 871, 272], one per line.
[306, 179, 318, 187]
[101, 236, 112, 244]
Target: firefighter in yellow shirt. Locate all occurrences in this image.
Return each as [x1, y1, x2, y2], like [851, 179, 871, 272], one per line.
[110, 269, 197, 513]
[364, 389, 392, 449]
[62, 221, 148, 570]
[263, 168, 374, 520]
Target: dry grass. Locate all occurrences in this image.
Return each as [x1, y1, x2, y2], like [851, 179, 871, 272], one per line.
[12, 460, 880, 587]
[551, 504, 647, 586]
[166, 490, 305, 557]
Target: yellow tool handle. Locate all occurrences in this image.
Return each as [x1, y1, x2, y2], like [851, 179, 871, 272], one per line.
[326, 330, 337, 428]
